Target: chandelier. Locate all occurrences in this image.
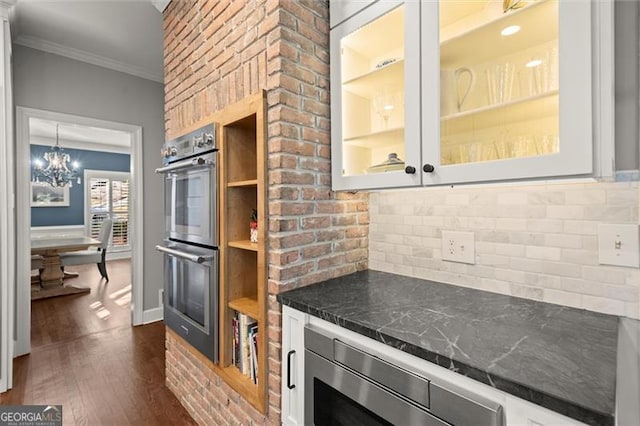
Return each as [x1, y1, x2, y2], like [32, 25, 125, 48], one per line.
[32, 124, 81, 188]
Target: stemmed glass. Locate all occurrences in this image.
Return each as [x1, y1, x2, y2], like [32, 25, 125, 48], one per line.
[372, 90, 400, 130]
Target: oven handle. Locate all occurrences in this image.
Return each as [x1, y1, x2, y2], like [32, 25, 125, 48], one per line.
[155, 245, 213, 264]
[155, 157, 215, 174]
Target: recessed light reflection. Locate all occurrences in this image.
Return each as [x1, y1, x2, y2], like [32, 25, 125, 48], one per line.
[526, 59, 543, 68]
[501, 25, 521, 36]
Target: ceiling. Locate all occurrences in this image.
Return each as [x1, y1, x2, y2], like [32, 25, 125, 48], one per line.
[30, 117, 131, 153]
[11, 0, 164, 82]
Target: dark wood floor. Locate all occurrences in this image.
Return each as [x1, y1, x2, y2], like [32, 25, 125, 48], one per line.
[1, 259, 196, 426]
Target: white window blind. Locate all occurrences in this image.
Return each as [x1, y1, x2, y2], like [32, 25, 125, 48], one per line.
[85, 171, 131, 252]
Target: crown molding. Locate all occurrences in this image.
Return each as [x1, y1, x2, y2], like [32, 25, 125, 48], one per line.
[150, 0, 170, 13]
[14, 34, 163, 83]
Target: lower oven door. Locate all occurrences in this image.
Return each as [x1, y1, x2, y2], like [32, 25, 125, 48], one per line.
[157, 241, 218, 363]
[304, 349, 450, 426]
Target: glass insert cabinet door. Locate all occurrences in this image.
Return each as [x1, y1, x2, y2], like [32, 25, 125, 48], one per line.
[331, 0, 422, 190]
[423, 0, 593, 185]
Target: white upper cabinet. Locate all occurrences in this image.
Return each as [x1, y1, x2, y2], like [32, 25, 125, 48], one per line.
[330, 0, 608, 191]
[330, 1, 422, 190]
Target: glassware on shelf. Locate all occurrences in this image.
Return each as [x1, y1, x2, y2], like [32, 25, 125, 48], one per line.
[372, 89, 401, 129]
[486, 62, 515, 105]
[366, 152, 405, 173]
[441, 67, 475, 116]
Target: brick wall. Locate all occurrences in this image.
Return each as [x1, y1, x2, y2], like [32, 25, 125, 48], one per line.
[370, 180, 640, 320]
[163, 1, 368, 424]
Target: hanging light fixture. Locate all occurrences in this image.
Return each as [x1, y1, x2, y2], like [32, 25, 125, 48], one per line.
[32, 124, 81, 188]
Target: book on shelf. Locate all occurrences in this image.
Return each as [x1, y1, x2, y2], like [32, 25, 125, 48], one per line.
[232, 311, 257, 378]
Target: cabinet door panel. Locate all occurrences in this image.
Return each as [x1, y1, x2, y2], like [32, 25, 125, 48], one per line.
[331, 0, 422, 190]
[281, 306, 308, 426]
[423, 0, 592, 185]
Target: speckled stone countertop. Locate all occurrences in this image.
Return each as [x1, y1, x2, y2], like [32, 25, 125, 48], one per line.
[277, 270, 627, 426]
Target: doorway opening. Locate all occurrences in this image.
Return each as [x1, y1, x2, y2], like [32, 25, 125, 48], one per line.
[15, 107, 144, 357]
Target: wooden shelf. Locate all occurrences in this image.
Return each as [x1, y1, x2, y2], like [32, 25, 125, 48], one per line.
[441, 0, 557, 67]
[228, 297, 259, 319]
[228, 240, 259, 251]
[228, 179, 258, 187]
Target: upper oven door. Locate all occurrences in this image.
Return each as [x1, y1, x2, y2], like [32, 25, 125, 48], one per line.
[160, 152, 218, 247]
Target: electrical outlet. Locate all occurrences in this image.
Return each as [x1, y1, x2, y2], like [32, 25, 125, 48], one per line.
[441, 230, 475, 264]
[598, 224, 640, 268]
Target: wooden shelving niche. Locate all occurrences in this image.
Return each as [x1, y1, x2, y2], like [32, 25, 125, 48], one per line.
[218, 91, 267, 413]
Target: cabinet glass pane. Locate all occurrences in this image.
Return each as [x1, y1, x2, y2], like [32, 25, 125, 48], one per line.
[340, 5, 406, 177]
[439, 0, 559, 165]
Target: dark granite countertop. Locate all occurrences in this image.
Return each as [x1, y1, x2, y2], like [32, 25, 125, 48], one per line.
[277, 270, 631, 426]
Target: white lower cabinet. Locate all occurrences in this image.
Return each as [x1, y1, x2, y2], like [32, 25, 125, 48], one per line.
[281, 307, 587, 426]
[281, 306, 308, 426]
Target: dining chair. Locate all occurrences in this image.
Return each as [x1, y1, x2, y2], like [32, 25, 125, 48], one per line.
[31, 255, 43, 284]
[60, 219, 113, 281]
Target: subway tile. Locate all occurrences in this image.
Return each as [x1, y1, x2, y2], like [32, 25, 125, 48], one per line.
[444, 216, 469, 229]
[581, 266, 628, 285]
[477, 254, 510, 267]
[509, 232, 545, 246]
[524, 272, 562, 288]
[445, 193, 470, 205]
[543, 289, 583, 309]
[497, 192, 529, 205]
[496, 218, 527, 231]
[476, 241, 497, 254]
[563, 220, 598, 235]
[540, 261, 581, 278]
[509, 257, 543, 273]
[607, 189, 639, 205]
[526, 246, 561, 261]
[584, 206, 633, 221]
[510, 284, 544, 301]
[582, 295, 625, 316]
[560, 248, 598, 266]
[547, 205, 584, 219]
[495, 243, 526, 257]
[527, 219, 564, 233]
[544, 233, 583, 248]
[565, 190, 606, 205]
[528, 192, 566, 205]
[495, 268, 526, 284]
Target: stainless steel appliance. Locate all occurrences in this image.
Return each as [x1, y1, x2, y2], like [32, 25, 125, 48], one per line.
[156, 124, 219, 363]
[304, 325, 504, 426]
[157, 124, 217, 247]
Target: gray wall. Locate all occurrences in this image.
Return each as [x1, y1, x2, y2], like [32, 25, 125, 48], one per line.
[615, 0, 640, 171]
[13, 45, 164, 311]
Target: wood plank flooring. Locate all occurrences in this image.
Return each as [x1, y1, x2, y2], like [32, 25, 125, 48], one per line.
[1, 259, 196, 426]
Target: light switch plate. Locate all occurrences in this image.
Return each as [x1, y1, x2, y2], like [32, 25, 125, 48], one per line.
[441, 230, 475, 264]
[598, 224, 640, 268]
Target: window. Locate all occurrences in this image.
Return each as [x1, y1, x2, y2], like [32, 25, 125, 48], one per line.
[85, 170, 131, 252]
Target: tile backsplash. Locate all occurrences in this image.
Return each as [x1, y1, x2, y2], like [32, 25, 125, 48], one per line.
[369, 180, 640, 319]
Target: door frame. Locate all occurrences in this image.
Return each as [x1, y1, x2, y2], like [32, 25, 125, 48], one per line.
[14, 107, 144, 358]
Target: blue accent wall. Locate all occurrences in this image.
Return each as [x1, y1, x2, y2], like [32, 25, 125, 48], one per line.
[31, 145, 130, 227]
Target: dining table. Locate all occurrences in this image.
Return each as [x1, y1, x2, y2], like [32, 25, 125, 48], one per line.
[31, 236, 101, 299]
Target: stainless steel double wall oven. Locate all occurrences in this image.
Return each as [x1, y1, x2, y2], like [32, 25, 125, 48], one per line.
[156, 123, 219, 362]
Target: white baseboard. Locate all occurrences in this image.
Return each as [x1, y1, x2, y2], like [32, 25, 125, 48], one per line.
[142, 307, 163, 324]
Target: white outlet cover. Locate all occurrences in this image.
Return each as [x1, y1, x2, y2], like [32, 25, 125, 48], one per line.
[441, 230, 475, 264]
[598, 224, 640, 268]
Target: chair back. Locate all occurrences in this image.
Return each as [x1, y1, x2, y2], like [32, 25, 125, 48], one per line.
[99, 219, 113, 250]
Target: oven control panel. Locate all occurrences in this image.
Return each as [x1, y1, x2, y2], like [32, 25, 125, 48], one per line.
[162, 123, 216, 163]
